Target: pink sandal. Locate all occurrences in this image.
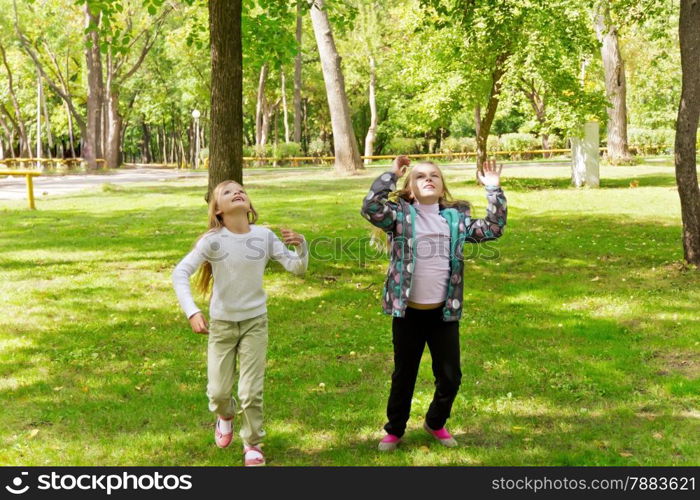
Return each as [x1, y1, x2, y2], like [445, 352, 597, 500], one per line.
[215, 417, 233, 448]
[243, 445, 265, 467]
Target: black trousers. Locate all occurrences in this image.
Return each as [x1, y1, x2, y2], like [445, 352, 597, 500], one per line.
[384, 306, 462, 438]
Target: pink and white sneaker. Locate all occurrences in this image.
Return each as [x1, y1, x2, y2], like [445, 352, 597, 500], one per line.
[378, 433, 401, 452]
[423, 421, 458, 447]
[214, 417, 233, 448]
[244, 445, 266, 466]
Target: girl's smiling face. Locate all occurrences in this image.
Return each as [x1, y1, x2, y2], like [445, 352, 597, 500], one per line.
[216, 182, 251, 216]
[409, 163, 444, 204]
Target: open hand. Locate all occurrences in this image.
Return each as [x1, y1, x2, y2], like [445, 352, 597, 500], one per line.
[477, 158, 503, 187]
[281, 228, 304, 247]
[391, 155, 410, 178]
[189, 312, 209, 334]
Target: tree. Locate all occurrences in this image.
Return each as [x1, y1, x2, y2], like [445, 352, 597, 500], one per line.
[675, 0, 700, 265]
[207, 0, 243, 197]
[308, 0, 362, 174]
[595, 0, 632, 163]
[420, 0, 604, 173]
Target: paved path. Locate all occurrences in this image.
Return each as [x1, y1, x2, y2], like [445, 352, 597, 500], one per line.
[0, 168, 205, 200]
[0, 160, 574, 201]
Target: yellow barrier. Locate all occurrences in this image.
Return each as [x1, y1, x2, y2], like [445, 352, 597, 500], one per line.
[0, 158, 106, 170]
[240, 148, 600, 165]
[1, 170, 42, 209]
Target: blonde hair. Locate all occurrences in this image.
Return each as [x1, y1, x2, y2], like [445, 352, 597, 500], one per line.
[392, 161, 469, 209]
[193, 180, 258, 296]
[371, 162, 469, 250]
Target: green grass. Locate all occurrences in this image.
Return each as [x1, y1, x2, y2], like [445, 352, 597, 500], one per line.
[1, 161, 698, 466]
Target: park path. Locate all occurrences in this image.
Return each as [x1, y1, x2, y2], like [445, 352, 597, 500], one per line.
[0, 160, 570, 202]
[0, 168, 205, 200]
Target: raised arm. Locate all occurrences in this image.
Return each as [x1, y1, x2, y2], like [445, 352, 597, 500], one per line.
[466, 159, 508, 242]
[360, 155, 409, 232]
[268, 228, 308, 275]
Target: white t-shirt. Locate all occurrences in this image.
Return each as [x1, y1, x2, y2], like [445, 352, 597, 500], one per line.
[172, 225, 308, 321]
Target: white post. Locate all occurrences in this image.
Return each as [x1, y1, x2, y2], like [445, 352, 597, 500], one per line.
[571, 121, 600, 188]
[192, 109, 201, 169]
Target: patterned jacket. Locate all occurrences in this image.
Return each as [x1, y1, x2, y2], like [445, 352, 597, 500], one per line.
[360, 171, 507, 321]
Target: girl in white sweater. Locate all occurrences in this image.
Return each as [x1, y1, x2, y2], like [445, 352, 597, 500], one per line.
[173, 180, 307, 466]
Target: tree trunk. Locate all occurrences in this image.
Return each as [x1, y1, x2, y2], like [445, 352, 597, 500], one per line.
[207, 0, 243, 198]
[308, 0, 362, 174]
[476, 64, 506, 175]
[294, 2, 303, 144]
[255, 63, 269, 147]
[364, 55, 377, 165]
[595, 1, 632, 163]
[40, 77, 54, 158]
[0, 41, 29, 156]
[84, 4, 104, 169]
[522, 79, 550, 157]
[104, 50, 123, 170]
[141, 121, 152, 163]
[36, 73, 43, 162]
[675, 0, 700, 265]
[281, 72, 290, 143]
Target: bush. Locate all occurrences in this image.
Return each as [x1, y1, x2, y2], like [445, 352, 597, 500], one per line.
[500, 133, 540, 152]
[272, 142, 302, 158]
[384, 137, 425, 155]
[440, 136, 476, 154]
[628, 128, 675, 155]
[308, 139, 330, 157]
[487, 135, 500, 153]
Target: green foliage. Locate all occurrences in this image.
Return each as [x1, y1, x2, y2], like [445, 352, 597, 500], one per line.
[628, 128, 675, 155]
[384, 137, 425, 155]
[499, 133, 541, 153]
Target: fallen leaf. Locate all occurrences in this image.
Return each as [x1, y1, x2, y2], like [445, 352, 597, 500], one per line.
[28, 429, 39, 439]
[619, 452, 633, 457]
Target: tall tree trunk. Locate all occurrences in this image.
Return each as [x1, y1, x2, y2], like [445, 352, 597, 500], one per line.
[255, 63, 269, 147]
[105, 89, 122, 168]
[207, 0, 243, 198]
[141, 121, 152, 163]
[364, 55, 377, 165]
[281, 72, 290, 143]
[0, 41, 29, 156]
[675, 0, 700, 265]
[476, 63, 506, 175]
[521, 79, 550, 156]
[595, 1, 632, 163]
[308, 0, 362, 174]
[84, 4, 104, 169]
[40, 77, 54, 158]
[294, 2, 303, 144]
[36, 73, 42, 162]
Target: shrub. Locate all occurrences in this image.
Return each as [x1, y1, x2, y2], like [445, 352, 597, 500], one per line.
[628, 128, 675, 155]
[384, 137, 425, 155]
[440, 136, 476, 154]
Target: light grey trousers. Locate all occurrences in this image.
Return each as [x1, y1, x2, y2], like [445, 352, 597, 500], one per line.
[207, 313, 268, 446]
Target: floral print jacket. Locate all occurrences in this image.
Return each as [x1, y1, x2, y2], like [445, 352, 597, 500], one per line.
[360, 171, 507, 322]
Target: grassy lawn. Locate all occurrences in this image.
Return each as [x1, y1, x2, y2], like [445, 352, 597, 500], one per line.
[0, 161, 698, 466]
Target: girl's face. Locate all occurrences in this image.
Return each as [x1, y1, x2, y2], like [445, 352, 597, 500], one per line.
[409, 164, 444, 204]
[216, 182, 251, 216]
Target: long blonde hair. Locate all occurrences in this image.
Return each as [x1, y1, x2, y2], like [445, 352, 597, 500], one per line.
[193, 180, 259, 296]
[370, 162, 469, 249]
